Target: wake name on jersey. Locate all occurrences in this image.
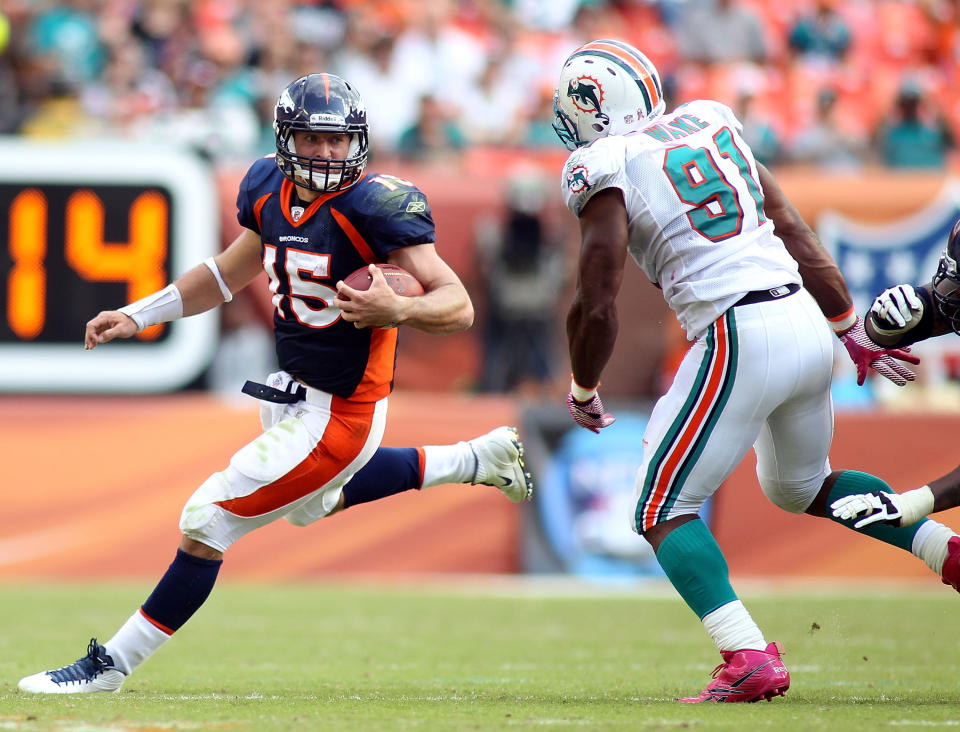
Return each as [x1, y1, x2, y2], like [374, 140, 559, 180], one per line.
[641, 113, 710, 141]
[237, 157, 435, 400]
[561, 100, 801, 339]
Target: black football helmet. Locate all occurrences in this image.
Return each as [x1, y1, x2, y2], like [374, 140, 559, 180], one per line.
[932, 217, 960, 334]
[273, 73, 368, 192]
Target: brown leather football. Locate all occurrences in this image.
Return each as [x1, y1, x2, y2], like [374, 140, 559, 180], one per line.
[342, 263, 425, 297]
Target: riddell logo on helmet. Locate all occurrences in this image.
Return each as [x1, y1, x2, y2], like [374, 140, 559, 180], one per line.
[309, 113, 345, 125]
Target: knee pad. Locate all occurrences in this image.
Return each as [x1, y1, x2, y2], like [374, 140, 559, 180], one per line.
[759, 470, 828, 514]
[179, 471, 231, 547]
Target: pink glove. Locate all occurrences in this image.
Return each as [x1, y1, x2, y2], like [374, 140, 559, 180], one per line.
[566, 392, 616, 433]
[838, 316, 920, 386]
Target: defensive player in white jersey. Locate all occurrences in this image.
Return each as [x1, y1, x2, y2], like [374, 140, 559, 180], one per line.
[554, 39, 958, 704]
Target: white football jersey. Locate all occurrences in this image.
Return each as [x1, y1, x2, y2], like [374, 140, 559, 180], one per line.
[561, 99, 802, 339]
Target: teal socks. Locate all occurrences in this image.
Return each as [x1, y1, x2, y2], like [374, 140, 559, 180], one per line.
[827, 470, 926, 551]
[655, 518, 737, 619]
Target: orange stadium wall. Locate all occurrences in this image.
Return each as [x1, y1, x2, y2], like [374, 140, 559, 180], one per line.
[2, 395, 957, 583]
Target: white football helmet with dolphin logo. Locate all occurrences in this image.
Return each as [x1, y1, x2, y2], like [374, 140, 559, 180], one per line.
[552, 39, 665, 151]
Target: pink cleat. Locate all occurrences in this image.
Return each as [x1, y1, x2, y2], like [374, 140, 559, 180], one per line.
[679, 642, 790, 703]
[940, 536, 960, 592]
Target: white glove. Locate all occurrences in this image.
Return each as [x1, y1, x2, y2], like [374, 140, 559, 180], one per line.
[870, 284, 924, 329]
[830, 486, 934, 528]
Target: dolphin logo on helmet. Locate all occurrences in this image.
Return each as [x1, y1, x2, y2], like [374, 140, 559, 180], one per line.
[567, 78, 609, 124]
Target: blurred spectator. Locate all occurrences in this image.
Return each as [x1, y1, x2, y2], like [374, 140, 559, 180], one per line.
[146, 57, 260, 161]
[733, 86, 783, 168]
[0, 9, 8, 54]
[520, 86, 563, 149]
[337, 34, 423, 154]
[509, 0, 581, 32]
[26, 0, 104, 86]
[129, 0, 194, 82]
[787, 1, 852, 66]
[392, 2, 487, 109]
[395, 94, 466, 163]
[287, 1, 347, 52]
[80, 38, 177, 136]
[457, 56, 531, 146]
[19, 76, 97, 139]
[874, 79, 954, 169]
[0, 9, 21, 133]
[675, 0, 767, 65]
[790, 87, 868, 170]
[475, 171, 566, 395]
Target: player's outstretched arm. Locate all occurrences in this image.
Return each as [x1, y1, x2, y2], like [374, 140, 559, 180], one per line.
[867, 282, 953, 347]
[84, 228, 263, 350]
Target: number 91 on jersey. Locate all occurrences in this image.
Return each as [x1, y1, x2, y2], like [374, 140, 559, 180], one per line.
[0, 140, 219, 393]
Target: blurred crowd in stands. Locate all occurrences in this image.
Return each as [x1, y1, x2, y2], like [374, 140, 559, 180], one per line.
[1, 0, 959, 170]
[4, 0, 960, 400]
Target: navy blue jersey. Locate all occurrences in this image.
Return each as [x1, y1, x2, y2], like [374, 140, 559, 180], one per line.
[236, 156, 436, 400]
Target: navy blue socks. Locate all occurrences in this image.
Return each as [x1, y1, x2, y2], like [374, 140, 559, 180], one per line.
[141, 549, 222, 632]
[342, 447, 422, 508]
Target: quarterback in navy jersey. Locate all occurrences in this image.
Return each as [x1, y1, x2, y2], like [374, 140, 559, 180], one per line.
[236, 155, 438, 399]
[19, 73, 532, 694]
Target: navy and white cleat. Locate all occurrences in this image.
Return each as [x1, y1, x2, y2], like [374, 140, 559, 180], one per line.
[19, 638, 125, 694]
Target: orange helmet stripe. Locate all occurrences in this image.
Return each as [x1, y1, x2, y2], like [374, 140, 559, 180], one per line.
[320, 72, 331, 102]
[580, 40, 660, 112]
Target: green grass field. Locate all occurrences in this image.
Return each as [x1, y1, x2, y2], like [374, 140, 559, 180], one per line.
[1, 579, 958, 730]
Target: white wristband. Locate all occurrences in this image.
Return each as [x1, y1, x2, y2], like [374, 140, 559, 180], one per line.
[203, 257, 233, 303]
[899, 485, 935, 526]
[118, 284, 183, 332]
[570, 377, 597, 402]
[828, 306, 857, 334]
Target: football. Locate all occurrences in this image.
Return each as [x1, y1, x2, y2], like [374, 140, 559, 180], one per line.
[342, 263, 425, 297]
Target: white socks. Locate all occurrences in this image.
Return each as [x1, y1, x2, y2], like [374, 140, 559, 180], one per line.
[702, 600, 766, 653]
[420, 442, 475, 488]
[103, 610, 172, 675]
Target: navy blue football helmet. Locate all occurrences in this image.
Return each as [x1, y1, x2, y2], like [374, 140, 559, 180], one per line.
[933, 217, 960, 334]
[273, 73, 369, 192]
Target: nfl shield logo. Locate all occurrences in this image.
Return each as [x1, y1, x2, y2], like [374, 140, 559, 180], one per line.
[818, 182, 960, 314]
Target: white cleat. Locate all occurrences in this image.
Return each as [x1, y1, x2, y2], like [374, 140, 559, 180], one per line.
[19, 638, 125, 694]
[468, 426, 533, 503]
